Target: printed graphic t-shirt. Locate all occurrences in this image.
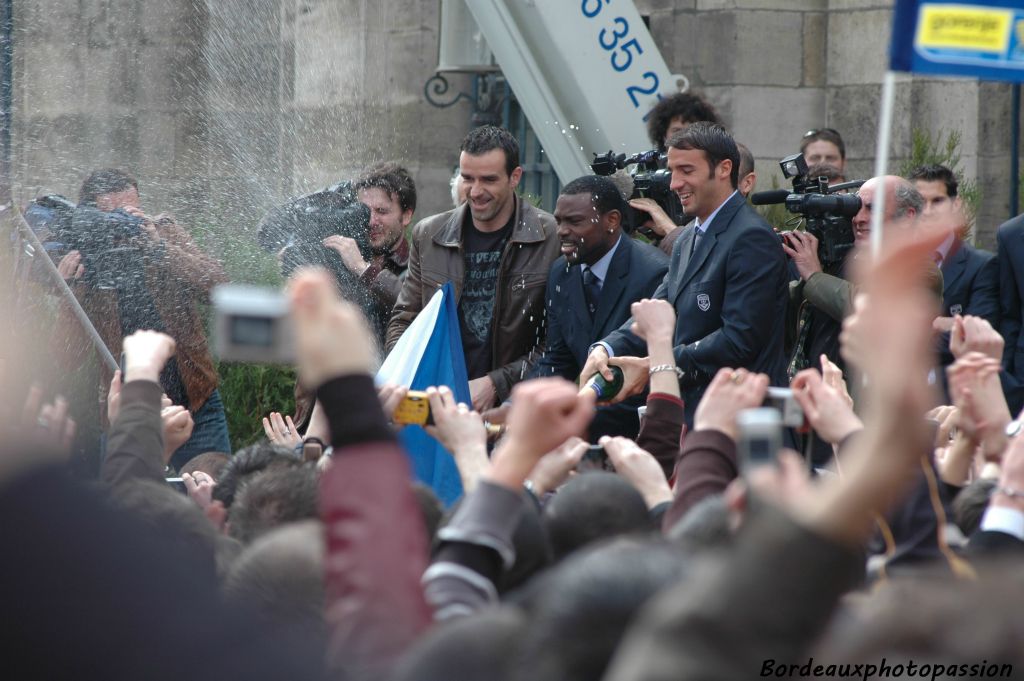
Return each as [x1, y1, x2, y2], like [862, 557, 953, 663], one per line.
[459, 214, 514, 380]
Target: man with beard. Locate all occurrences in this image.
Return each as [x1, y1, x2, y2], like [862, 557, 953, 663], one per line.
[322, 162, 416, 342]
[533, 175, 668, 439]
[387, 126, 559, 411]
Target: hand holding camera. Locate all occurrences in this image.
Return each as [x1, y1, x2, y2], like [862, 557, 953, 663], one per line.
[693, 367, 770, 442]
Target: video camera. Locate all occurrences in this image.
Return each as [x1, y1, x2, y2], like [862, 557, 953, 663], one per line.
[256, 182, 370, 277]
[30, 194, 150, 290]
[256, 181, 376, 321]
[751, 153, 863, 268]
[590, 149, 685, 234]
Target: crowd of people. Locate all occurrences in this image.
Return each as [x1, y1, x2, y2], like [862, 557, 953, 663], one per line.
[4, 90, 1024, 679]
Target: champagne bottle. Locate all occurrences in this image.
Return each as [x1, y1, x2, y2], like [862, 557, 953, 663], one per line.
[583, 365, 624, 400]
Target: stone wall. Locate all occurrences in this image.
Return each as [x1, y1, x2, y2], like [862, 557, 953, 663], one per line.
[9, 0, 1022, 250]
[10, 0, 474, 252]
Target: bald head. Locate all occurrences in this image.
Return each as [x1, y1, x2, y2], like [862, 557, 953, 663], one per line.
[851, 175, 923, 247]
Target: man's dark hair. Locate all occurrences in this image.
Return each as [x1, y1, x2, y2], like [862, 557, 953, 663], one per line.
[212, 442, 299, 509]
[908, 163, 959, 198]
[391, 609, 527, 681]
[952, 478, 996, 536]
[110, 480, 221, 581]
[79, 168, 138, 205]
[354, 161, 418, 213]
[542, 472, 653, 562]
[560, 175, 628, 217]
[461, 125, 520, 176]
[666, 494, 734, 555]
[513, 538, 691, 681]
[412, 482, 443, 547]
[228, 465, 320, 544]
[668, 122, 741, 188]
[806, 162, 845, 183]
[737, 143, 755, 178]
[180, 451, 231, 481]
[645, 92, 721, 148]
[800, 128, 846, 160]
[223, 520, 326, 654]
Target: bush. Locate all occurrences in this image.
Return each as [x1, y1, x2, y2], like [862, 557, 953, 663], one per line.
[192, 223, 299, 452]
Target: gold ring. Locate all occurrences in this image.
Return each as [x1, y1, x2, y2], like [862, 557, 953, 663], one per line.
[729, 371, 743, 384]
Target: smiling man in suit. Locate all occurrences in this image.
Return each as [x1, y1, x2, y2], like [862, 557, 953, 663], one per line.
[910, 164, 998, 400]
[581, 122, 788, 425]
[533, 175, 668, 439]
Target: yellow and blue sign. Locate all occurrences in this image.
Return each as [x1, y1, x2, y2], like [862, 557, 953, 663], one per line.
[891, 0, 1024, 82]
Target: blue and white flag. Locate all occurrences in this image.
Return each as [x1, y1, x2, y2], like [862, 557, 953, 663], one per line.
[377, 282, 470, 506]
[891, 0, 1024, 82]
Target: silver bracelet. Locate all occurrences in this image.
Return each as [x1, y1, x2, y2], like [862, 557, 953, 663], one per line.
[649, 363, 684, 379]
[996, 486, 1024, 499]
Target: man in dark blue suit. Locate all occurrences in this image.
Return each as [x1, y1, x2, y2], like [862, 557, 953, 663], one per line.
[532, 175, 668, 439]
[910, 165, 999, 400]
[998, 209, 1024, 414]
[581, 122, 788, 425]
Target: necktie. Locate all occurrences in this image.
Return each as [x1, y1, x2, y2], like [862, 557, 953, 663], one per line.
[583, 268, 601, 317]
[691, 228, 703, 256]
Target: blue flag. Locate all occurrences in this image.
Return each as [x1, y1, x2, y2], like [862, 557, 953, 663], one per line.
[891, 0, 1024, 82]
[377, 282, 471, 506]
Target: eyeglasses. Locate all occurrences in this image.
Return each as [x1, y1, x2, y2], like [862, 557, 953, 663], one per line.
[803, 127, 842, 139]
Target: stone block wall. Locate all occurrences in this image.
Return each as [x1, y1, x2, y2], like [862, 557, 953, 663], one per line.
[9, 0, 1022, 250]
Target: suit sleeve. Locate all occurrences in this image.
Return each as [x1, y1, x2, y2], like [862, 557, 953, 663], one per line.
[966, 251, 1000, 328]
[602, 264, 673, 358]
[386, 224, 426, 353]
[998, 224, 1021, 373]
[673, 227, 786, 381]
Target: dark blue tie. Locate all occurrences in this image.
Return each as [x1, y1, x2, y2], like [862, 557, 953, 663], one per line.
[583, 268, 601, 317]
[691, 227, 703, 256]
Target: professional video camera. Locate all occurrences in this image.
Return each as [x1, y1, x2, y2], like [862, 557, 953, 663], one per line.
[256, 181, 374, 313]
[750, 153, 863, 268]
[38, 194, 151, 290]
[590, 149, 685, 233]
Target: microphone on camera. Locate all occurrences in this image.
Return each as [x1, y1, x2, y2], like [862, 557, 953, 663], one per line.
[749, 189, 790, 206]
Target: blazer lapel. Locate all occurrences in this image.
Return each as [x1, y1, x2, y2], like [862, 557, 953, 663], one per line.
[940, 240, 967, 297]
[673, 193, 744, 299]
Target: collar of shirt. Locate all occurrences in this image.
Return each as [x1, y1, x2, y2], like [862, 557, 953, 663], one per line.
[693, 190, 739, 235]
[582, 235, 622, 287]
[935, 233, 956, 266]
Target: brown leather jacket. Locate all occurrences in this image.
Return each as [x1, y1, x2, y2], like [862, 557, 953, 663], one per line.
[386, 198, 559, 402]
[55, 220, 227, 419]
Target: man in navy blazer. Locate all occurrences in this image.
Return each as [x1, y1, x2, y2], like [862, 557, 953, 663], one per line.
[998, 210, 1024, 414]
[581, 122, 789, 425]
[532, 175, 669, 439]
[910, 165, 999, 399]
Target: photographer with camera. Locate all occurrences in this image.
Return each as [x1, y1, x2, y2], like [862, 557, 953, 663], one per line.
[321, 162, 415, 330]
[54, 169, 229, 469]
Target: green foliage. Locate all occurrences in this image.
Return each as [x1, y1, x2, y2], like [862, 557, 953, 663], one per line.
[217, 361, 297, 450]
[191, 222, 295, 451]
[896, 128, 981, 231]
[754, 174, 802, 233]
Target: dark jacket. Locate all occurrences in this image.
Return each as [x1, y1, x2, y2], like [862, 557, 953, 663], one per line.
[997, 214, 1024, 413]
[54, 220, 227, 417]
[533, 235, 668, 439]
[937, 239, 998, 397]
[386, 198, 560, 401]
[603, 192, 789, 425]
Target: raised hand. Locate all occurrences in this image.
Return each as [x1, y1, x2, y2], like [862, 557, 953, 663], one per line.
[262, 411, 301, 448]
[600, 436, 673, 509]
[122, 330, 176, 384]
[693, 368, 770, 441]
